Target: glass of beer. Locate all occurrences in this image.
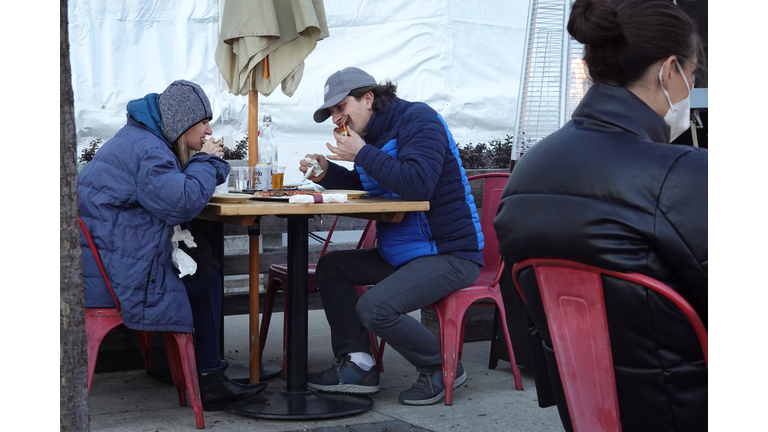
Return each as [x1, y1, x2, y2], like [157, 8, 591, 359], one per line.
[271, 166, 285, 190]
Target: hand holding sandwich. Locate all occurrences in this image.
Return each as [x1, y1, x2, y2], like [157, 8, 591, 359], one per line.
[326, 120, 366, 162]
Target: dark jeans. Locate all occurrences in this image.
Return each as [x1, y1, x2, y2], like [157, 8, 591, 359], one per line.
[315, 248, 481, 372]
[182, 265, 224, 374]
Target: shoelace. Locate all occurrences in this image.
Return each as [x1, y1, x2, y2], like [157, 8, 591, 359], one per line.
[411, 372, 435, 392]
[332, 357, 345, 370]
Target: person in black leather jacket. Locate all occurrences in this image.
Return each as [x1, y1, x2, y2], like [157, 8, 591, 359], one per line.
[493, 1, 707, 431]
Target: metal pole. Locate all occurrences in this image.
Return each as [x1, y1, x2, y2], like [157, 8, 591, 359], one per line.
[286, 216, 310, 392]
[512, 0, 537, 161]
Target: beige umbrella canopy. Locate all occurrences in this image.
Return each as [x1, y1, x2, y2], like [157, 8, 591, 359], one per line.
[216, 0, 329, 98]
[214, 0, 329, 383]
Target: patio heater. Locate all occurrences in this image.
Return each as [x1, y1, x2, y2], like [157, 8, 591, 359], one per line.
[512, 0, 588, 163]
[512, 0, 707, 158]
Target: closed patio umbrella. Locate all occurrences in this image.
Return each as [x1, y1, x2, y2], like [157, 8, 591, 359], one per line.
[216, 0, 329, 99]
[214, 0, 329, 384]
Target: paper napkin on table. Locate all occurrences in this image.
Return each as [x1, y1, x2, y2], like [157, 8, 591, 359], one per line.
[288, 194, 348, 204]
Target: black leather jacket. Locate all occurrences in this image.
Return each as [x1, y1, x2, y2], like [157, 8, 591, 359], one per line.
[494, 83, 707, 432]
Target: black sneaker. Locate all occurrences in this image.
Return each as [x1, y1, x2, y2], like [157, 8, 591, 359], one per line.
[398, 363, 467, 406]
[307, 355, 380, 395]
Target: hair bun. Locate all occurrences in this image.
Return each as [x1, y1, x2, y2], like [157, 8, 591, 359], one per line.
[568, 0, 621, 45]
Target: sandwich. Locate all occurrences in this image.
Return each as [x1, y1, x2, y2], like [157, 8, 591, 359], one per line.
[335, 114, 350, 137]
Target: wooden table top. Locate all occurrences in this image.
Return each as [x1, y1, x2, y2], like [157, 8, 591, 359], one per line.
[196, 196, 430, 226]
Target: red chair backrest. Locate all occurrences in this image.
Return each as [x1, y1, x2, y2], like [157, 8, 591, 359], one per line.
[79, 217, 121, 311]
[512, 258, 708, 432]
[468, 173, 510, 283]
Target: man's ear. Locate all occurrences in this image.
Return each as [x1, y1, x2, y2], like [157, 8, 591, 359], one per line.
[364, 91, 374, 110]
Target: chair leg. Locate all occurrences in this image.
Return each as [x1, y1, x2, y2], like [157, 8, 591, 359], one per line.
[137, 330, 153, 370]
[171, 333, 206, 429]
[492, 293, 524, 391]
[85, 314, 124, 394]
[354, 284, 386, 372]
[368, 332, 384, 372]
[281, 289, 290, 380]
[436, 304, 466, 406]
[259, 279, 281, 362]
[487, 308, 502, 370]
[375, 339, 386, 371]
[164, 332, 188, 407]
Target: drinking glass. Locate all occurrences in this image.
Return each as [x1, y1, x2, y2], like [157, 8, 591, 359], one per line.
[232, 167, 254, 191]
[271, 166, 285, 189]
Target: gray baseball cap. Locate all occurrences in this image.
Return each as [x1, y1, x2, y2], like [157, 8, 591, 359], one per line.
[313, 67, 377, 123]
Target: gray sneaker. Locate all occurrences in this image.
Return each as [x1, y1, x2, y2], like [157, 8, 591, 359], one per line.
[398, 363, 467, 406]
[307, 355, 380, 395]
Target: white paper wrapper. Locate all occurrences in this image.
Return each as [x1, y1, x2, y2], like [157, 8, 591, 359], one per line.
[171, 225, 198, 278]
[288, 194, 348, 204]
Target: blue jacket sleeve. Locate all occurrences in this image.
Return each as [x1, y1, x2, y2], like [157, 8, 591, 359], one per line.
[317, 160, 365, 190]
[136, 150, 230, 226]
[354, 107, 446, 200]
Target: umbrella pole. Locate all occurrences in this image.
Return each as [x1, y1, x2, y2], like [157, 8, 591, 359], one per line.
[248, 71, 261, 384]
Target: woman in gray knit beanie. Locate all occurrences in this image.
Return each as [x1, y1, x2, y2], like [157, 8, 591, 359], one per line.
[78, 80, 268, 416]
[159, 79, 224, 165]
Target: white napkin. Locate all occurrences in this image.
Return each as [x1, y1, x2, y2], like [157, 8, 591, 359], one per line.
[302, 157, 324, 182]
[288, 194, 348, 204]
[171, 225, 198, 278]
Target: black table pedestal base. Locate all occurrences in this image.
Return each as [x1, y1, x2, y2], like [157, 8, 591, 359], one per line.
[224, 360, 282, 383]
[226, 390, 373, 420]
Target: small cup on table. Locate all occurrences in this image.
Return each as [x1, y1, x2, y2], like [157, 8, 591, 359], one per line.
[232, 167, 255, 191]
[271, 166, 286, 190]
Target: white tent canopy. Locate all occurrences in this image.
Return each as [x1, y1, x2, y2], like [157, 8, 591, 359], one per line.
[68, 0, 531, 184]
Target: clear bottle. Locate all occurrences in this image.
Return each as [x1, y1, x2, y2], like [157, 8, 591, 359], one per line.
[259, 115, 278, 166]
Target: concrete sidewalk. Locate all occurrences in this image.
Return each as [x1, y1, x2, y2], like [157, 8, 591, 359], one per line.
[88, 310, 565, 431]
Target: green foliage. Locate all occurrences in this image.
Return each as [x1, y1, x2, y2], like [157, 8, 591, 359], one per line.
[224, 134, 249, 160]
[78, 138, 102, 163]
[457, 135, 513, 169]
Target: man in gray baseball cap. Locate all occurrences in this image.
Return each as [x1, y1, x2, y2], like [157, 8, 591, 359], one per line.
[313, 67, 377, 123]
[301, 66, 485, 407]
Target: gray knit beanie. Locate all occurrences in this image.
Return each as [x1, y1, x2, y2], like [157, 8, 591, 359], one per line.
[158, 80, 213, 143]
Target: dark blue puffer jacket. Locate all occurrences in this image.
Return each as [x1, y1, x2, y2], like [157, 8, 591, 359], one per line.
[319, 97, 483, 267]
[78, 93, 229, 333]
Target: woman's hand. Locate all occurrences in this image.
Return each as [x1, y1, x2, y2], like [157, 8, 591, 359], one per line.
[299, 154, 329, 182]
[199, 138, 224, 158]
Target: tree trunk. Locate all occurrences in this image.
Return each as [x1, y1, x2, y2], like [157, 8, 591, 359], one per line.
[60, 0, 90, 430]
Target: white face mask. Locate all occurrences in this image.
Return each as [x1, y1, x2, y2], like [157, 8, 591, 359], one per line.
[658, 60, 692, 142]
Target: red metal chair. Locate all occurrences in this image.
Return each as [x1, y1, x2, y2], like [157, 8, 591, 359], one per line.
[373, 173, 525, 405]
[80, 218, 206, 429]
[260, 216, 384, 378]
[511, 258, 708, 432]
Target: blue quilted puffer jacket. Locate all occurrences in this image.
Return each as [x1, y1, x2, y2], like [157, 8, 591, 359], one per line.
[319, 98, 483, 267]
[78, 93, 229, 333]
